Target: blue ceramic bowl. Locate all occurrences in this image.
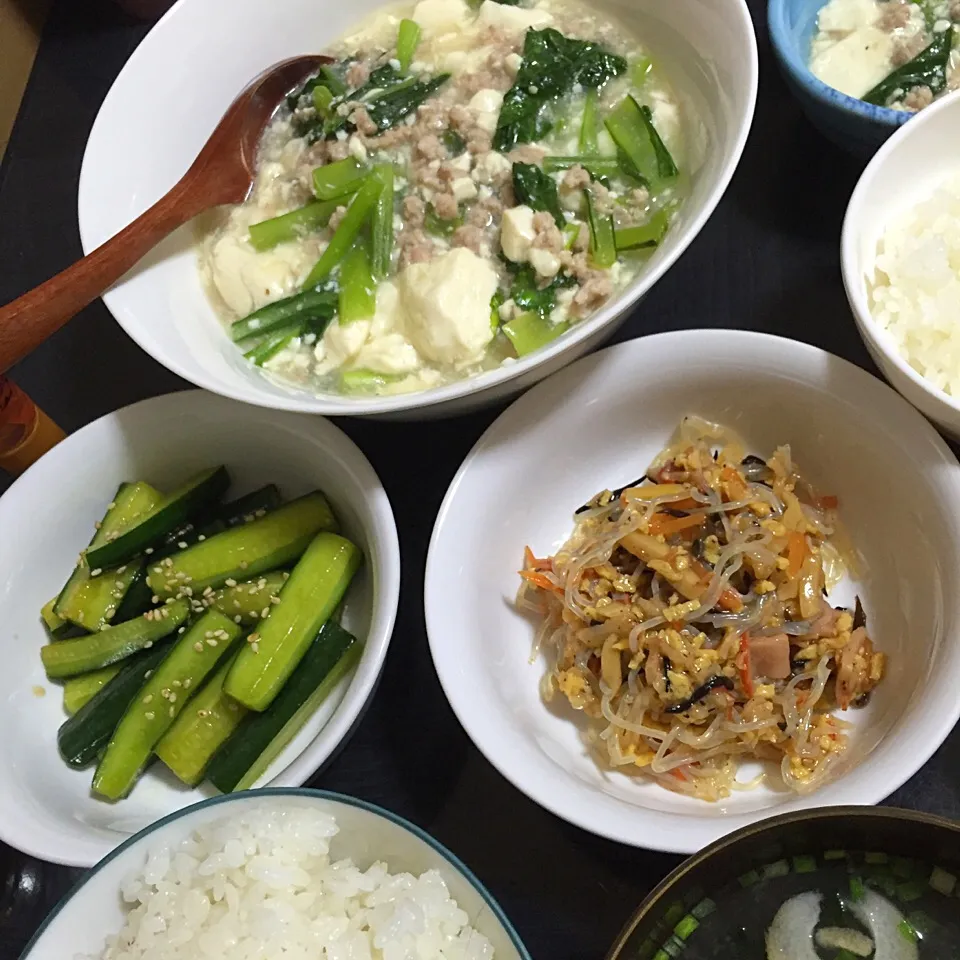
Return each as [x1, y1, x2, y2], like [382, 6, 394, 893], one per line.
[768, 0, 911, 155]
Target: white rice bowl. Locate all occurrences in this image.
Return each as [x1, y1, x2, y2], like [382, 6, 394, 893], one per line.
[81, 802, 495, 960]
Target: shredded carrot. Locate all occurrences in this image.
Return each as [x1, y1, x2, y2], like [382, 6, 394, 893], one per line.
[523, 546, 552, 571]
[737, 634, 754, 698]
[669, 767, 688, 781]
[518, 569, 562, 594]
[648, 513, 706, 537]
[720, 465, 748, 501]
[786, 531, 807, 578]
[817, 495, 839, 510]
[718, 587, 744, 613]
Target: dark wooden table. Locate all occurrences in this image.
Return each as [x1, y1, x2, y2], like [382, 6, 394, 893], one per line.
[1, 0, 958, 956]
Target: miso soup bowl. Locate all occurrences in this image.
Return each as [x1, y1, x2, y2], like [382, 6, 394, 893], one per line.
[606, 807, 960, 959]
[77, 0, 758, 419]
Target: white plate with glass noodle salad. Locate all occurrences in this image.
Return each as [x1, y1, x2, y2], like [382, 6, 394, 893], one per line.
[199, 0, 691, 397]
[425, 330, 960, 853]
[77, 0, 758, 417]
[810, 0, 959, 111]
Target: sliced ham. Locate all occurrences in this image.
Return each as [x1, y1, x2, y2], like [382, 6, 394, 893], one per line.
[749, 632, 791, 681]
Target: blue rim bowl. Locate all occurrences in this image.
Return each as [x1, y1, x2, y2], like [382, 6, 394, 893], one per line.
[768, 0, 913, 156]
[20, 788, 533, 960]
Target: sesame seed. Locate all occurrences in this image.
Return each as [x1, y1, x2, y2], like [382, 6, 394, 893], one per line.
[115, 580, 124, 589]
[161, 688, 170, 698]
[100, 623, 109, 631]
[250, 610, 259, 619]
[251, 642, 260, 653]
[234, 615, 242, 623]
[257, 578, 267, 589]
[90, 568, 103, 577]
[144, 670, 153, 679]
[282, 572, 290, 580]
[107, 501, 116, 509]
[183, 587, 193, 597]
[202, 586, 214, 598]
[204, 630, 214, 638]
[117, 566, 126, 574]
[160, 607, 170, 618]
[240, 561, 249, 569]
[143, 694, 154, 704]
[233, 600, 241, 609]
[183, 678, 192, 689]
[198, 535, 206, 542]
[168, 692, 177, 702]
[163, 557, 174, 567]
[248, 633, 260, 644]
[197, 709, 209, 718]
[255, 508, 266, 518]
[145, 640, 153, 648]
[169, 706, 175, 717]
[94, 520, 102, 529]
[151, 595, 159, 603]
[172, 679, 181, 687]
[145, 547, 154, 555]
[206, 638, 218, 647]
[270, 596, 281, 605]
[153, 566, 162, 574]
[225, 578, 237, 588]
[145, 711, 155, 720]
[194, 641, 204, 652]
[177, 541, 188, 549]
[261, 607, 270, 619]
[178, 626, 186, 634]
[167, 597, 176, 605]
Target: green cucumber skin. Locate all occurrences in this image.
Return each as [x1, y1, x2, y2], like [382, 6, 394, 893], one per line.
[56, 561, 143, 632]
[54, 482, 162, 625]
[146, 493, 338, 599]
[57, 645, 171, 768]
[91, 610, 242, 801]
[216, 485, 282, 527]
[40, 600, 191, 679]
[225, 532, 361, 712]
[208, 620, 357, 793]
[209, 571, 287, 626]
[112, 568, 155, 623]
[155, 654, 247, 786]
[62, 665, 122, 716]
[86, 467, 230, 570]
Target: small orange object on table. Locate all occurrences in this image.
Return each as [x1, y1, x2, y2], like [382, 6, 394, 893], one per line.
[0, 374, 65, 475]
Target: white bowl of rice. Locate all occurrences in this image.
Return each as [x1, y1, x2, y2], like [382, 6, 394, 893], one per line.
[21, 789, 529, 960]
[843, 90, 960, 439]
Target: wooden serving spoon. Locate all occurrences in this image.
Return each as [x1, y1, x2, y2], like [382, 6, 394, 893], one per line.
[0, 54, 329, 373]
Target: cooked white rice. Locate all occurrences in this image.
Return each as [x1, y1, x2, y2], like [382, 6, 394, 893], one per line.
[869, 174, 960, 396]
[85, 802, 495, 960]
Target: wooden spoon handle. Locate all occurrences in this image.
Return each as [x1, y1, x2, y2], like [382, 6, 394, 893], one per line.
[0, 184, 203, 373]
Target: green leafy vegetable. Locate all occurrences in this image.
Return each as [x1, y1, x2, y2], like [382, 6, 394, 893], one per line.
[397, 19, 421, 72]
[614, 209, 669, 251]
[338, 241, 377, 324]
[443, 130, 467, 155]
[511, 162, 565, 228]
[493, 28, 627, 151]
[231, 288, 337, 343]
[340, 369, 407, 391]
[424, 202, 463, 236]
[248, 200, 339, 251]
[585, 189, 616, 268]
[631, 55, 652, 88]
[365, 73, 450, 133]
[312, 85, 334, 118]
[312, 158, 369, 200]
[605, 94, 677, 185]
[370, 164, 394, 281]
[506, 263, 576, 317]
[490, 290, 505, 330]
[503, 311, 568, 356]
[244, 322, 304, 365]
[578, 89, 599, 154]
[543, 155, 621, 178]
[863, 26, 954, 106]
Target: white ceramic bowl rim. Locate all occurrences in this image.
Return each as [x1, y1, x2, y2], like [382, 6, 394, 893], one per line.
[20, 788, 533, 960]
[425, 328, 960, 853]
[78, 0, 760, 417]
[842, 89, 960, 416]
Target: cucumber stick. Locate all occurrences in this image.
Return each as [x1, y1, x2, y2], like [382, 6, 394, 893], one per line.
[209, 571, 287, 626]
[85, 466, 230, 570]
[63, 665, 122, 715]
[155, 654, 248, 786]
[225, 532, 361, 711]
[209, 620, 359, 792]
[147, 493, 338, 599]
[56, 562, 143, 633]
[92, 610, 243, 800]
[55, 482, 162, 629]
[40, 599, 191, 679]
[41, 597, 87, 641]
[57, 645, 171, 768]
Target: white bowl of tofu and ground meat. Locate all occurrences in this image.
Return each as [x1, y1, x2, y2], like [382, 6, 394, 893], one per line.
[78, 0, 758, 417]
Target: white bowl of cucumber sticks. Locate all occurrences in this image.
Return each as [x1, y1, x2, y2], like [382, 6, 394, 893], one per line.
[0, 390, 400, 867]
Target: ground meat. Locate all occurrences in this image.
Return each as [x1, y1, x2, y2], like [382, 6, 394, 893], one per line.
[328, 204, 349, 232]
[630, 187, 651, 207]
[952, 0, 960, 19]
[349, 106, 378, 137]
[452, 224, 484, 253]
[573, 223, 589, 252]
[417, 101, 449, 133]
[345, 61, 370, 89]
[892, 33, 927, 66]
[415, 133, 445, 162]
[437, 162, 460, 182]
[402, 194, 426, 228]
[588, 180, 616, 216]
[562, 165, 591, 192]
[326, 139, 351, 162]
[902, 84, 934, 110]
[572, 275, 614, 316]
[467, 130, 494, 155]
[449, 105, 473, 133]
[398, 228, 434, 269]
[433, 192, 459, 220]
[532, 212, 564, 252]
[878, 1, 911, 32]
[509, 144, 547, 165]
[454, 43, 518, 97]
[466, 193, 505, 229]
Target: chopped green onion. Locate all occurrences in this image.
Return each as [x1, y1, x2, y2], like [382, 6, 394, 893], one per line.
[230, 288, 337, 342]
[762, 860, 790, 879]
[584, 190, 616, 268]
[312, 158, 369, 201]
[543, 155, 621, 177]
[850, 875, 865, 902]
[370, 164, 394, 280]
[691, 897, 716, 920]
[662, 902, 685, 928]
[312, 85, 334, 118]
[340, 368, 406, 391]
[793, 855, 817, 874]
[243, 321, 303, 366]
[673, 915, 698, 940]
[614, 209, 669, 251]
[578, 89, 599, 154]
[898, 918, 919, 943]
[631, 55, 652, 88]
[652, 951, 670, 960]
[737, 869, 760, 888]
[605, 94, 677, 186]
[397, 18, 421, 72]
[896, 879, 926, 902]
[865, 852, 889, 864]
[502, 311, 568, 356]
[303, 176, 382, 287]
[823, 849, 848, 861]
[248, 200, 339, 251]
[424, 202, 463, 236]
[338, 241, 377, 324]
[661, 935, 684, 959]
[490, 290, 504, 331]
